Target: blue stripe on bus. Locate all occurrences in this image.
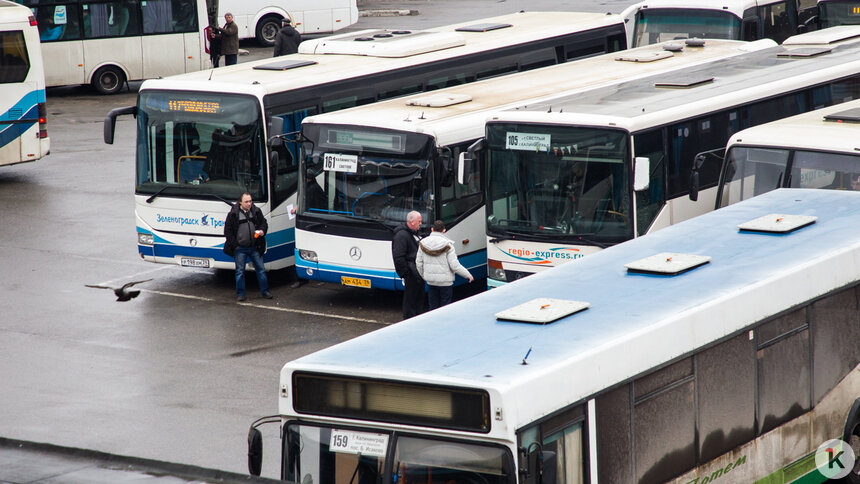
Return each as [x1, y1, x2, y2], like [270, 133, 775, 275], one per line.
[0, 90, 41, 150]
[296, 249, 487, 291]
[137, 226, 295, 265]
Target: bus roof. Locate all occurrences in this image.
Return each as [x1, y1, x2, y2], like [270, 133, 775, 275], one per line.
[488, 27, 860, 132]
[138, 11, 623, 96]
[0, 0, 33, 18]
[726, 99, 860, 153]
[285, 188, 860, 425]
[622, 0, 761, 17]
[300, 38, 773, 143]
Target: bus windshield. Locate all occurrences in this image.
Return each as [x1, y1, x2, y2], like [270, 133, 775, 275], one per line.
[300, 124, 435, 225]
[819, 0, 860, 28]
[486, 124, 633, 244]
[283, 423, 515, 484]
[135, 91, 266, 202]
[632, 8, 741, 46]
[717, 146, 860, 207]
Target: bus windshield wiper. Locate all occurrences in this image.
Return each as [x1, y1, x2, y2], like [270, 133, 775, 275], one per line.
[145, 185, 175, 203]
[197, 193, 234, 206]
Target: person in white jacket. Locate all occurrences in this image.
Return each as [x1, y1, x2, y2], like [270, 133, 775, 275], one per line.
[416, 220, 474, 310]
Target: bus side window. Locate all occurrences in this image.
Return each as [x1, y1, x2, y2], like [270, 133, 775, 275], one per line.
[518, 405, 585, 484]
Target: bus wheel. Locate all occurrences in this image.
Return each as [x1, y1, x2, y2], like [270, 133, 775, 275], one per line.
[255, 15, 281, 46]
[845, 397, 860, 483]
[92, 66, 125, 95]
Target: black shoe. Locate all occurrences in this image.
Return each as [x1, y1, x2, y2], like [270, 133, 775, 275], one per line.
[237, 294, 247, 302]
[262, 291, 273, 299]
[290, 281, 302, 289]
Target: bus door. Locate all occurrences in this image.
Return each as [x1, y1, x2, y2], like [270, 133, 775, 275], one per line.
[141, 0, 204, 76]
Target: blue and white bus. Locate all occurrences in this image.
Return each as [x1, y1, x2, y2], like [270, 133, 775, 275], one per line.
[474, 26, 860, 287]
[0, 0, 49, 167]
[102, 11, 627, 273]
[249, 188, 860, 483]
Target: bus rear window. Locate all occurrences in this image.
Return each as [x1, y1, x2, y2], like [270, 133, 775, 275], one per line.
[0, 31, 30, 83]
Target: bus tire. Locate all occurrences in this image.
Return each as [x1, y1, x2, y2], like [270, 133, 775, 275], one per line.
[845, 397, 860, 483]
[91, 66, 125, 95]
[255, 15, 281, 46]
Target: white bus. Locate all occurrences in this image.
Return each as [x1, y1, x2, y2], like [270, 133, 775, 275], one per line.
[715, 99, 860, 208]
[249, 187, 860, 484]
[21, 0, 208, 93]
[472, 26, 860, 287]
[0, 0, 49, 166]
[621, 0, 802, 47]
[293, 38, 775, 291]
[102, 11, 628, 272]
[210, 0, 358, 46]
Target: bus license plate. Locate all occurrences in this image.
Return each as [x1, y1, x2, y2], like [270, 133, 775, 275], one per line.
[181, 257, 210, 268]
[341, 276, 370, 288]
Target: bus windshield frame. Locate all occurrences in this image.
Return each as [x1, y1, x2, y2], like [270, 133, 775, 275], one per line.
[632, 8, 741, 46]
[282, 422, 516, 484]
[135, 90, 267, 203]
[486, 123, 634, 245]
[716, 145, 860, 207]
[299, 123, 436, 227]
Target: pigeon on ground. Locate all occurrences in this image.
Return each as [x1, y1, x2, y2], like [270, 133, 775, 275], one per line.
[85, 279, 153, 301]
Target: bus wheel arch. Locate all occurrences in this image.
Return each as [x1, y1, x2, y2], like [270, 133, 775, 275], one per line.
[91, 65, 126, 95]
[845, 396, 860, 483]
[255, 14, 283, 46]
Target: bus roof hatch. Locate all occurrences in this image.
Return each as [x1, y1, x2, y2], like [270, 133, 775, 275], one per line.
[298, 29, 466, 58]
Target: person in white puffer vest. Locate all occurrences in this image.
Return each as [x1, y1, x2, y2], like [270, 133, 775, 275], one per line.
[416, 220, 474, 310]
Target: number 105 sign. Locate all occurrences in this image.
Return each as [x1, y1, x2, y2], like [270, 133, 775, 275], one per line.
[329, 429, 389, 457]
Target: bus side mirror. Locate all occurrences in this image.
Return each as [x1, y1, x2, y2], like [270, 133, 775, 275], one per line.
[525, 448, 557, 484]
[689, 153, 706, 202]
[458, 138, 486, 185]
[633, 156, 650, 192]
[248, 427, 263, 476]
[269, 116, 284, 142]
[103, 105, 137, 145]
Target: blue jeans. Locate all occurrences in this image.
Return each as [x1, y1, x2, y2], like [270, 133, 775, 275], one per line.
[427, 285, 453, 310]
[234, 246, 268, 296]
[224, 54, 237, 66]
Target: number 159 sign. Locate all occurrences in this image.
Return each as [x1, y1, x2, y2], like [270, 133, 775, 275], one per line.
[329, 429, 389, 457]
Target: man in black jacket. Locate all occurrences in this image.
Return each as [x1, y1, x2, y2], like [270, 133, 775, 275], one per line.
[391, 210, 426, 319]
[224, 192, 272, 301]
[273, 18, 301, 57]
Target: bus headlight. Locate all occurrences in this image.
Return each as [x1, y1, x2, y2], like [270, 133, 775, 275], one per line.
[488, 259, 506, 281]
[138, 233, 154, 245]
[299, 249, 318, 262]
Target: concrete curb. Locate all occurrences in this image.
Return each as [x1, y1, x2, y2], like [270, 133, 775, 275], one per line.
[360, 9, 419, 17]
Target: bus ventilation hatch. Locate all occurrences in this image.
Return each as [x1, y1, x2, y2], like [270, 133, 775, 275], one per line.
[777, 47, 832, 58]
[654, 75, 714, 88]
[455, 23, 512, 32]
[625, 253, 711, 276]
[253, 60, 318, 71]
[737, 214, 817, 234]
[616, 51, 674, 63]
[495, 298, 589, 324]
[406, 94, 472, 107]
[824, 108, 860, 123]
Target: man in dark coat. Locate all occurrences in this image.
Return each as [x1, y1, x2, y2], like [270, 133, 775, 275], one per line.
[224, 192, 272, 301]
[273, 18, 302, 57]
[391, 210, 426, 319]
[218, 12, 239, 66]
